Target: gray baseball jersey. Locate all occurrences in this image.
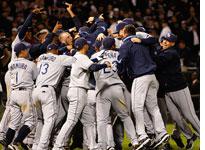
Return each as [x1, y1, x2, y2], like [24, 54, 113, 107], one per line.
[69, 52, 94, 89]
[91, 50, 123, 92]
[8, 58, 37, 90]
[35, 53, 74, 88]
[6, 58, 36, 143]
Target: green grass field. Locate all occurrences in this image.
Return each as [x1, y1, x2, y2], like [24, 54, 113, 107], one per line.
[0, 104, 200, 150]
[121, 124, 200, 150]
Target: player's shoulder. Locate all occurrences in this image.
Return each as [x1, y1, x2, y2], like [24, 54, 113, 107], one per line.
[58, 54, 74, 62]
[74, 52, 89, 60]
[11, 34, 20, 47]
[91, 50, 105, 58]
[22, 59, 36, 67]
[38, 53, 46, 59]
[58, 54, 72, 59]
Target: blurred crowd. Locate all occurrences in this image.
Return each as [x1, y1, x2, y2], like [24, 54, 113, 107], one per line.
[0, 0, 200, 100]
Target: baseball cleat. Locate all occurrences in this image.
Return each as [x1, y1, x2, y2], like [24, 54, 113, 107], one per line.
[8, 144, 19, 150]
[0, 138, 7, 146]
[153, 133, 170, 148]
[107, 147, 115, 150]
[171, 134, 184, 148]
[135, 137, 151, 150]
[186, 133, 197, 150]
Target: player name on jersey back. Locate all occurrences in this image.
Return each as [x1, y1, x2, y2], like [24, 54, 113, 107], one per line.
[36, 53, 73, 88]
[8, 58, 37, 89]
[92, 50, 123, 92]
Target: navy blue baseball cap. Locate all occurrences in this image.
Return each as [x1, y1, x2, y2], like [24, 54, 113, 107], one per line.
[47, 43, 58, 51]
[79, 26, 89, 35]
[113, 22, 127, 34]
[74, 37, 88, 50]
[55, 29, 64, 36]
[14, 42, 31, 54]
[102, 37, 115, 49]
[163, 32, 177, 42]
[122, 18, 135, 25]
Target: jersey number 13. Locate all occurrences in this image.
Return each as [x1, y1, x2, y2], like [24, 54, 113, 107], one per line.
[39, 63, 49, 75]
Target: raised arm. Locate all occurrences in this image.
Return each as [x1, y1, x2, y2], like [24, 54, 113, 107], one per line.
[19, 8, 44, 40]
[117, 43, 130, 75]
[29, 21, 62, 59]
[65, 3, 82, 30]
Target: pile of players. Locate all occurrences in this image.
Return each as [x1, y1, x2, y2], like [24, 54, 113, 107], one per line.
[0, 3, 200, 150]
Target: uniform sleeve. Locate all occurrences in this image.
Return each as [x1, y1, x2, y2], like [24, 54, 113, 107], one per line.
[60, 55, 75, 67]
[117, 43, 129, 75]
[90, 51, 104, 62]
[153, 51, 175, 67]
[141, 37, 157, 45]
[18, 13, 34, 40]
[11, 35, 21, 60]
[29, 33, 54, 60]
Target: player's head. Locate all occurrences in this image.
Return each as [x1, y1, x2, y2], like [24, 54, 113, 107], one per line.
[102, 37, 116, 50]
[74, 37, 89, 54]
[47, 43, 59, 55]
[14, 42, 31, 58]
[113, 22, 127, 39]
[161, 32, 177, 50]
[59, 32, 73, 45]
[123, 24, 136, 38]
[36, 29, 49, 44]
[122, 18, 135, 25]
[93, 40, 102, 52]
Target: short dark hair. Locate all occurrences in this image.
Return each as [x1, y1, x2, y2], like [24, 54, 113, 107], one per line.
[124, 24, 136, 36]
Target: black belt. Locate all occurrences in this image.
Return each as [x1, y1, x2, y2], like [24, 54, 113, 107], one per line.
[41, 85, 49, 87]
[35, 85, 49, 88]
[13, 87, 27, 91]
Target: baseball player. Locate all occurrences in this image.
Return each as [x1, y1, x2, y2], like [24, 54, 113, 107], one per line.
[118, 24, 169, 149]
[112, 22, 127, 48]
[0, 8, 49, 144]
[52, 37, 111, 150]
[0, 71, 11, 141]
[153, 32, 200, 149]
[91, 39, 117, 150]
[0, 42, 37, 149]
[92, 37, 140, 150]
[32, 43, 74, 150]
[0, 8, 39, 141]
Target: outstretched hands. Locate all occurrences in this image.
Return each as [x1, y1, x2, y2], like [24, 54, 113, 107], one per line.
[65, 2, 73, 12]
[65, 2, 75, 17]
[32, 8, 46, 15]
[52, 21, 63, 33]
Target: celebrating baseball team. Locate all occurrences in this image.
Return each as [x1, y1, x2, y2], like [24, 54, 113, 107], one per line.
[0, 2, 200, 150]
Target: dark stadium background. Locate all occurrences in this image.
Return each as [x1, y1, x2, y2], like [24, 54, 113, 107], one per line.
[0, 0, 200, 149]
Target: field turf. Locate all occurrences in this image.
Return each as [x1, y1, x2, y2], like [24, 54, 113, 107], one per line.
[0, 104, 200, 150]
